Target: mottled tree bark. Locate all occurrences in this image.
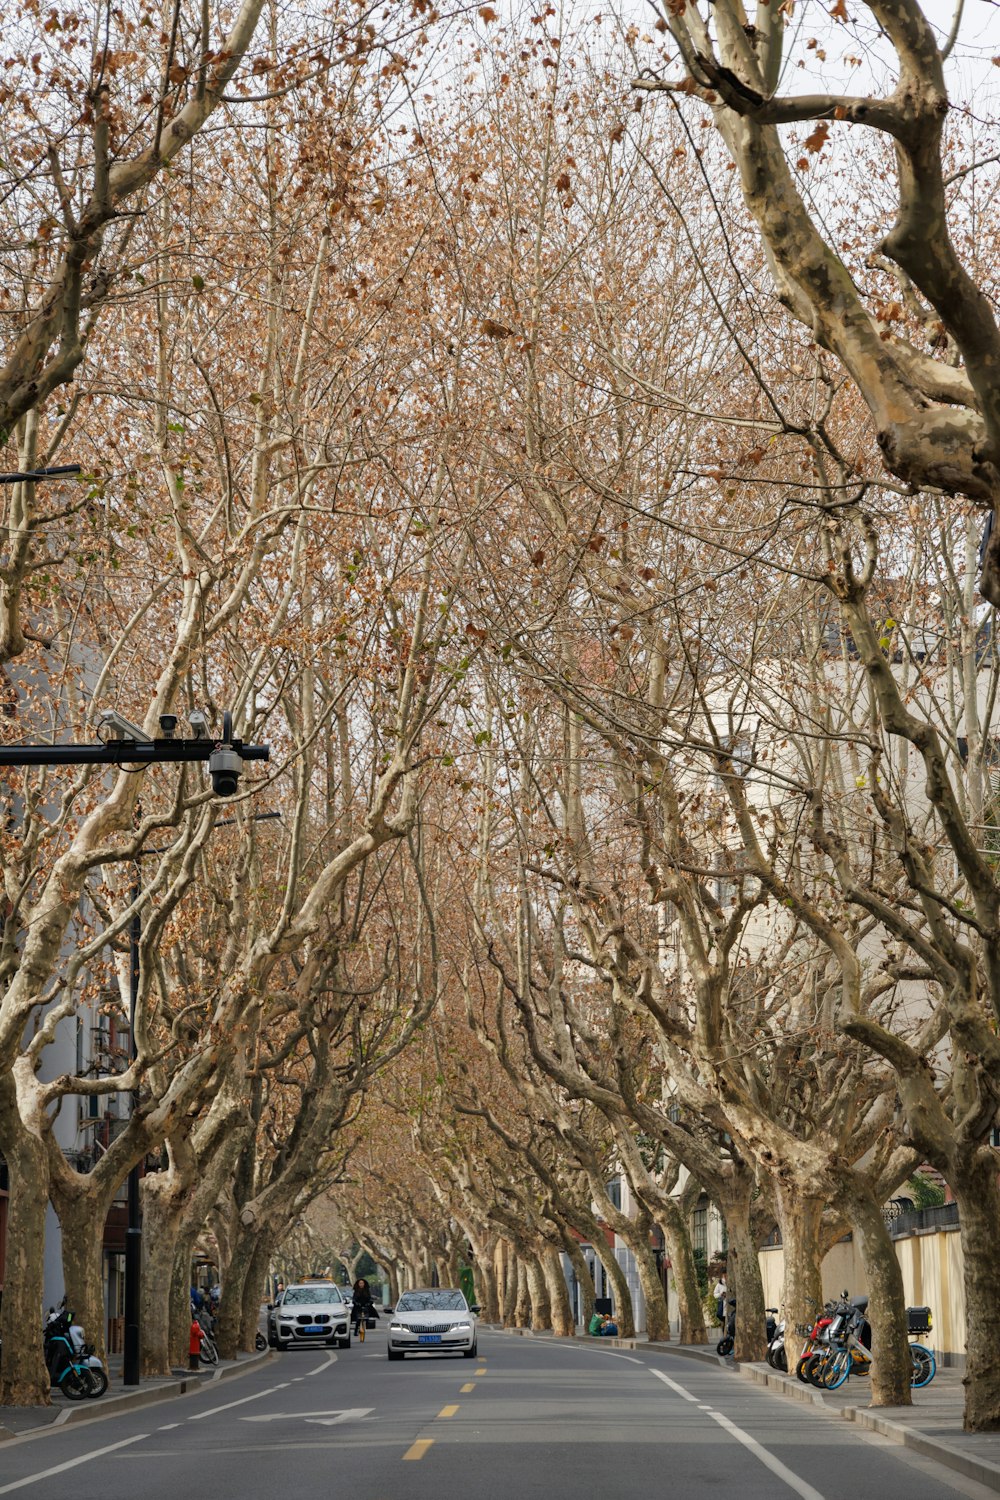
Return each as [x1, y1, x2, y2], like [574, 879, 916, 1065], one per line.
[775, 1184, 825, 1373]
[514, 1257, 531, 1327]
[724, 1214, 767, 1363]
[842, 1186, 911, 1407]
[240, 1236, 273, 1352]
[0, 1082, 50, 1405]
[52, 1173, 120, 1368]
[952, 1161, 1000, 1431]
[140, 1187, 184, 1378]
[525, 1250, 550, 1329]
[216, 1221, 260, 1360]
[502, 1243, 519, 1325]
[541, 1243, 574, 1336]
[660, 1194, 705, 1344]
[559, 1226, 595, 1330]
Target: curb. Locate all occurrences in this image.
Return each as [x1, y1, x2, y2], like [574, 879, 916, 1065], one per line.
[843, 1405, 1000, 1494]
[0, 1348, 275, 1444]
[735, 1360, 1000, 1493]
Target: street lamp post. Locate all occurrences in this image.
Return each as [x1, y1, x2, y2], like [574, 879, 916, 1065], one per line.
[0, 713, 270, 1384]
[0, 464, 82, 485]
[124, 865, 141, 1386]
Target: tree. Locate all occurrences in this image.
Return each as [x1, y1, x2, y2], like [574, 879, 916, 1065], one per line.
[634, 3, 1000, 602]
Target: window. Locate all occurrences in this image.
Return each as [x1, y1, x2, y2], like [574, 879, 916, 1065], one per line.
[691, 1202, 708, 1256]
[606, 1177, 622, 1211]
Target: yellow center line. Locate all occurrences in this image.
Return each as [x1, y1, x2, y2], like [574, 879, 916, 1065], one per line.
[475, 1367, 486, 1375]
[460, 1382, 476, 1393]
[437, 1404, 459, 1418]
[403, 1439, 434, 1461]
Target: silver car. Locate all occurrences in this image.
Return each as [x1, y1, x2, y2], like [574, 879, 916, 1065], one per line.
[267, 1282, 351, 1350]
[387, 1288, 479, 1360]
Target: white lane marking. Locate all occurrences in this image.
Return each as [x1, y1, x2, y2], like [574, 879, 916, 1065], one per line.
[646, 1367, 825, 1500]
[241, 1408, 372, 1426]
[0, 1434, 148, 1493]
[187, 1381, 290, 1420]
[707, 1408, 826, 1500]
[597, 1352, 644, 1365]
[649, 1368, 699, 1403]
[302, 1351, 337, 1377]
[158, 1423, 181, 1430]
[305, 1410, 373, 1427]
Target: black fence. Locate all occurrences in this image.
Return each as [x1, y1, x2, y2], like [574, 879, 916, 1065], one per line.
[887, 1201, 959, 1238]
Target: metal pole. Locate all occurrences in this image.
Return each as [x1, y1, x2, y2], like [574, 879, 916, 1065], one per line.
[123, 864, 141, 1385]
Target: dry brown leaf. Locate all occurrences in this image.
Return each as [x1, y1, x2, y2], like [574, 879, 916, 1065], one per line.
[803, 121, 829, 153]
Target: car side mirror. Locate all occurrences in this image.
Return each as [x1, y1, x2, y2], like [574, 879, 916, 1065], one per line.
[266, 1303, 273, 1311]
[470, 1305, 482, 1315]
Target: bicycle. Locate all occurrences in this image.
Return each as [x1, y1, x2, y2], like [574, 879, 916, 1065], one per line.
[351, 1302, 378, 1343]
[792, 1298, 837, 1383]
[193, 1303, 219, 1366]
[807, 1293, 935, 1391]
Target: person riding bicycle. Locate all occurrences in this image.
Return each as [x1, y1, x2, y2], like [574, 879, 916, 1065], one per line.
[351, 1277, 377, 1336]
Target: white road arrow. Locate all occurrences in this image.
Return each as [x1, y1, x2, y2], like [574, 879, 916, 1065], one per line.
[241, 1408, 373, 1426]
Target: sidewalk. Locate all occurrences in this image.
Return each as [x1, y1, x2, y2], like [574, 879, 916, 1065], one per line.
[0, 1348, 272, 1442]
[667, 1340, 1000, 1494]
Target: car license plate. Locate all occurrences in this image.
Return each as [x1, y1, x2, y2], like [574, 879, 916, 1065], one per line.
[304, 1325, 325, 1334]
[418, 1334, 441, 1344]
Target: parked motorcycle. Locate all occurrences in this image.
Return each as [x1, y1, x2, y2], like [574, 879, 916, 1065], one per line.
[66, 1315, 108, 1396]
[44, 1307, 105, 1399]
[716, 1298, 778, 1358]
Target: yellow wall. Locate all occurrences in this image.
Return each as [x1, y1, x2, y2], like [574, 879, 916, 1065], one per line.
[758, 1229, 964, 1359]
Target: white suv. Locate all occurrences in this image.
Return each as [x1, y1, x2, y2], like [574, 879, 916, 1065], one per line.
[267, 1282, 351, 1350]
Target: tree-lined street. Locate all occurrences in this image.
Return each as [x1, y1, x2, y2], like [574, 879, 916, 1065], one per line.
[1, 0, 999, 1462]
[1, 1335, 996, 1500]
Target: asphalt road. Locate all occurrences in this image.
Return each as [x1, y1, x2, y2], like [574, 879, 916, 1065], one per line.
[0, 1328, 995, 1500]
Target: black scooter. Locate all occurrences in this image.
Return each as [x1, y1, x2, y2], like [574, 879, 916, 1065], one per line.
[716, 1298, 778, 1357]
[44, 1308, 92, 1399]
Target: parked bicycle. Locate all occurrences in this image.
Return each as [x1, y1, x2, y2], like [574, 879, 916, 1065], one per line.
[192, 1301, 219, 1366]
[791, 1298, 838, 1383]
[802, 1292, 935, 1390]
[354, 1304, 379, 1343]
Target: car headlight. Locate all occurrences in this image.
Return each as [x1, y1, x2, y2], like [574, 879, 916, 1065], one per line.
[453, 1322, 472, 1331]
[390, 1322, 404, 1330]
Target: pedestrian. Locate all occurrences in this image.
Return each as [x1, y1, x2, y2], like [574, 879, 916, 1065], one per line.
[600, 1314, 618, 1337]
[713, 1271, 727, 1325]
[588, 1310, 604, 1336]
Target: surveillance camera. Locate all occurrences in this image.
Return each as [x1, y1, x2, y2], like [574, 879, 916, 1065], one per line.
[98, 709, 149, 742]
[158, 714, 178, 739]
[208, 744, 243, 797]
[189, 710, 210, 740]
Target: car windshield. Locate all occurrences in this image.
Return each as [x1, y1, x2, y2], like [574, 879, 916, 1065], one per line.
[396, 1290, 466, 1312]
[282, 1286, 341, 1305]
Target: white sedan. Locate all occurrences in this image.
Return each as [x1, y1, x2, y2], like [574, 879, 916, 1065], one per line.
[387, 1288, 480, 1360]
